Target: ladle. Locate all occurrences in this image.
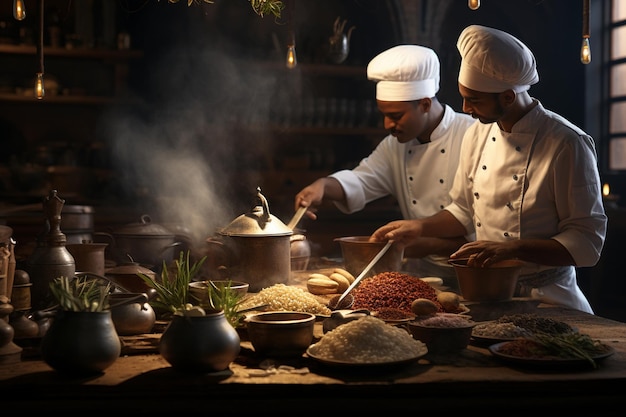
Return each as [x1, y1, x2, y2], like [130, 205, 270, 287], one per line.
[287, 205, 308, 230]
[329, 239, 394, 310]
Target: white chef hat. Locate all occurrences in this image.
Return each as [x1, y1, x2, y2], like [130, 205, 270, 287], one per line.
[367, 45, 440, 101]
[457, 25, 539, 93]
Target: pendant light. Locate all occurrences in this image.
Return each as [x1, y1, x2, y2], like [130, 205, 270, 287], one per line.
[35, 0, 45, 99]
[580, 0, 591, 64]
[13, 0, 26, 20]
[285, 0, 296, 69]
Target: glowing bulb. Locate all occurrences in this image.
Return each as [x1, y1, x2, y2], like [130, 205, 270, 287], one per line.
[286, 44, 297, 69]
[580, 37, 591, 64]
[603, 183, 610, 197]
[35, 73, 45, 100]
[13, 0, 26, 20]
[468, 0, 480, 10]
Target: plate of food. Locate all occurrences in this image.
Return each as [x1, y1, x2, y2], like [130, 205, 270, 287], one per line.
[306, 346, 426, 369]
[488, 334, 615, 370]
[471, 314, 575, 347]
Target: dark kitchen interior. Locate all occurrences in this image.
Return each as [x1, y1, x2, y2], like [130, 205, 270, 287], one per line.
[1, 0, 623, 319]
[1, 1, 626, 412]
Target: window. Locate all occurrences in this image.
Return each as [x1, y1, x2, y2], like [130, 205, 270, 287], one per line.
[607, 0, 626, 170]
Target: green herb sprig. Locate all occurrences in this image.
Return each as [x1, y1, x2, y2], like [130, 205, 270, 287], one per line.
[205, 280, 245, 328]
[138, 250, 206, 316]
[530, 332, 608, 368]
[49, 276, 111, 312]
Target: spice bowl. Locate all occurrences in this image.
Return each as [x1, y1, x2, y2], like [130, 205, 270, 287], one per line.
[245, 311, 316, 358]
[407, 313, 476, 354]
[448, 258, 524, 302]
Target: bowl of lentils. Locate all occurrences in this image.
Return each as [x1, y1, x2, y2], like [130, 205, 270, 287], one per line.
[407, 313, 476, 354]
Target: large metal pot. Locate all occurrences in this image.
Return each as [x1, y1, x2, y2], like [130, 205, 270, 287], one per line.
[97, 215, 182, 269]
[205, 188, 292, 292]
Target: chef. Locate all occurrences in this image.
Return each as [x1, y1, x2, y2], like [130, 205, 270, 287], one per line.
[294, 44, 475, 286]
[371, 25, 607, 314]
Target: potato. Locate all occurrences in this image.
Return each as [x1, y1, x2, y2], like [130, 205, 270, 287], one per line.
[437, 291, 461, 312]
[333, 268, 356, 284]
[307, 277, 339, 295]
[411, 298, 439, 316]
[329, 272, 351, 292]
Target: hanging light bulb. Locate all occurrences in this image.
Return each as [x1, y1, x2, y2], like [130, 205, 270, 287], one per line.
[580, 37, 591, 64]
[580, 0, 591, 64]
[35, 73, 45, 99]
[286, 43, 297, 69]
[13, 0, 26, 20]
[468, 0, 480, 10]
[285, 0, 297, 69]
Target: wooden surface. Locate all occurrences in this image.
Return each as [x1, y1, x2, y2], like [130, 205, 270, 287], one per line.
[1, 304, 625, 413]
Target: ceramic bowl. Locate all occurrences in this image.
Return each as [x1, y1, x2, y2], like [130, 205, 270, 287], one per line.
[448, 258, 524, 302]
[245, 311, 316, 358]
[407, 314, 476, 354]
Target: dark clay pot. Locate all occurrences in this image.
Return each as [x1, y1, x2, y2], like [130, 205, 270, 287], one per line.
[159, 310, 240, 373]
[41, 310, 121, 376]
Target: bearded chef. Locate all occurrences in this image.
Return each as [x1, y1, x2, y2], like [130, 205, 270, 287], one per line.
[371, 25, 607, 314]
[294, 45, 475, 287]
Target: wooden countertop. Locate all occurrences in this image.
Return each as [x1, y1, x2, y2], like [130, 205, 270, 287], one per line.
[1, 305, 625, 413]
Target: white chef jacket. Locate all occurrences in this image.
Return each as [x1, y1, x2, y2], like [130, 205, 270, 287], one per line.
[445, 100, 607, 313]
[330, 105, 475, 281]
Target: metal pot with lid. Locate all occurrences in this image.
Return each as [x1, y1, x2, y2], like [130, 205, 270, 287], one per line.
[206, 188, 293, 292]
[96, 215, 183, 269]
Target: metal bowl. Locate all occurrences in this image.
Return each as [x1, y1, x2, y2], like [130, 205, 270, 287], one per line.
[448, 258, 524, 302]
[334, 236, 404, 278]
[245, 311, 316, 358]
[189, 280, 249, 305]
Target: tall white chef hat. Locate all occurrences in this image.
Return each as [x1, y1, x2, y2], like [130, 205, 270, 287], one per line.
[367, 45, 440, 101]
[457, 25, 539, 93]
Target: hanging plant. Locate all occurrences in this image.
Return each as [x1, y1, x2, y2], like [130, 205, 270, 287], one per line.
[165, 0, 284, 18]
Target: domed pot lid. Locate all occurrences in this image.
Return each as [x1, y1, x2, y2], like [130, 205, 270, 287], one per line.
[113, 215, 174, 238]
[220, 188, 292, 238]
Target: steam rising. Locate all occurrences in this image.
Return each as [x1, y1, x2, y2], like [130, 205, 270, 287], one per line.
[102, 40, 280, 244]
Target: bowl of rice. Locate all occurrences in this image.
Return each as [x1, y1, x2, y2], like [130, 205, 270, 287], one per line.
[307, 315, 428, 367]
[407, 313, 476, 354]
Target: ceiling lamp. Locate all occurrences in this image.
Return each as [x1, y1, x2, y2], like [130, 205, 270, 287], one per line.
[13, 0, 26, 20]
[468, 0, 480, 11]
[581, 0, 591, 64]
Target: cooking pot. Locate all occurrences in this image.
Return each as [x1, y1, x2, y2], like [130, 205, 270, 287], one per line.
[96, 215, 183, 269]
[204, 188, 292, 292]
[104, 262, 156, 294]
[109, 292, 156, 336]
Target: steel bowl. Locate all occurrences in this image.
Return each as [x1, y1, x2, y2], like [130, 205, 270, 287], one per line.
[448, 258, 524, 302]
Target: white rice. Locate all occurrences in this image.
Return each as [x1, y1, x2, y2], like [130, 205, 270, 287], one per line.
[241, 284, 331, 316]
[308, 316, 428, 363]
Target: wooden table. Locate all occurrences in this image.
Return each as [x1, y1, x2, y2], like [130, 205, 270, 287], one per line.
[1, 305, 625, 414]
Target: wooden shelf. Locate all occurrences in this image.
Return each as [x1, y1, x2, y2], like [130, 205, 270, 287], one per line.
[0, 44, 143, 60]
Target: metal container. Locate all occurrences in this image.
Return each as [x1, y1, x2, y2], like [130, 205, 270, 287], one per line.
[98, 215, 181, 268]
[246, 311, 316, 358]
[448, 258, 523, 302]
[334, 236, 404, 279]
[206, 188, 292, 292]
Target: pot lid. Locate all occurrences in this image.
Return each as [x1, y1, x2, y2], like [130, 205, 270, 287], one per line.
[106, 262, 155, 276]
[220, 188, 292, 237]
[114, 214, 175, 237]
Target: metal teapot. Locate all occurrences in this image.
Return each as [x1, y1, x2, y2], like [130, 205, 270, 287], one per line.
[203, 188, 293, 292]
[328, 16, 355, 64]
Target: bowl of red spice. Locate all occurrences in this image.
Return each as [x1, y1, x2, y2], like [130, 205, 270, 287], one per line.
[407, 313, 476, 354]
